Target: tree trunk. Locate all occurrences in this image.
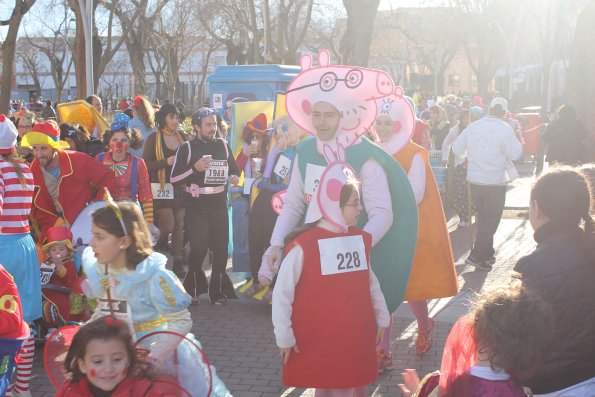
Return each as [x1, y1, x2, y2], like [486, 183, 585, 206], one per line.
[67, 0, 87, 99]
[340, 0, 380, 66]
[0, 0, 37, 114]
[568, 0, 595, 160]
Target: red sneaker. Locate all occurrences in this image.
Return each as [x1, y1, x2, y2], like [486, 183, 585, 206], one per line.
[415, 317, 436, 356]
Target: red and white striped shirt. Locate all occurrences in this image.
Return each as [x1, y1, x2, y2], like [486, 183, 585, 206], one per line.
[0, 157, 34, 234]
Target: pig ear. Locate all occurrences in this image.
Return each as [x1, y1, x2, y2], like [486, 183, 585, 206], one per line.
[318, 49, 331, 67]
[300, 53, 313, 71]
[336, 143, 347, 162]
[322, 143, 337, 164]
[394, 86, 404, 97]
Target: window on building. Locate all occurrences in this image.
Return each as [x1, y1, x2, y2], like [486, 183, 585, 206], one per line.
[449, 74, 460, 87]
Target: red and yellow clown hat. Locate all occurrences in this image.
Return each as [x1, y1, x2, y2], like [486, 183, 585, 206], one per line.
[42, 226, 76, 254]
[21, 120, 70, 150]
[245, 113, 268, 135]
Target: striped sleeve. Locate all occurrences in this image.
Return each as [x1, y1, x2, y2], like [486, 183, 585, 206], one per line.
[0, 160, 34, 234]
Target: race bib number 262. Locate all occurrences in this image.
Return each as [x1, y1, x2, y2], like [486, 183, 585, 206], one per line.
[318, 235, 368, 276]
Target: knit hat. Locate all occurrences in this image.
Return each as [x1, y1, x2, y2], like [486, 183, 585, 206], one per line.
[246, 113, 268, 134]
[21, 120, 70, 150]
[110, 113, 130, 132]
[0, 114, 19, 154]
[42, 226, 76, 254]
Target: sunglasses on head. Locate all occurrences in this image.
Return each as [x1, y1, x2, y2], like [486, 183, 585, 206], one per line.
[197, 108, 216, 117]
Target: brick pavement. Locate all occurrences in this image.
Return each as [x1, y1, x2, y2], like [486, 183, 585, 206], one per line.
[28, 164, 538, 397]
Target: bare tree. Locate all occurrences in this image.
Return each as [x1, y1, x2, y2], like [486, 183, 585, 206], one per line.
[340, 0, 380, 66]
[67, 0, 145, 98]
[109, 0, 171, 95]
[451, 0, 515, 97]
[18, 46, 45, 97]
[24, 0, 74, 103]
[303, 0, 345, 61]
[151, 0, 201, 102]
[262, 0, 313, 64]
[0, 0, 37, 114]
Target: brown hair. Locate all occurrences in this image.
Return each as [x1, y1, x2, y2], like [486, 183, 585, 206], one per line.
[103, 127, 144, 150]
[64, 316, 153, 383]
[2, 153, 27, 188]
[283, 180, 360, 245]
[60, 122, 90, 152]
[531, 165, 593, 234]
[133, 96, 155, 130]
[470, 281, 552, 380]
[91, 201, 153, 269]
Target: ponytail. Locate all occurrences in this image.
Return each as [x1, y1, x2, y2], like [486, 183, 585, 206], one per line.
[4, 153, 27, 188]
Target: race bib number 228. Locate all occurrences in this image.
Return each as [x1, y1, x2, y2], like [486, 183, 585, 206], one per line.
[318, 235, 368, 276]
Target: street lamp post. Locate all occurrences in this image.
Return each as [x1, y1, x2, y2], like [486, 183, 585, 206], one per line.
[77, 0, 94, 96]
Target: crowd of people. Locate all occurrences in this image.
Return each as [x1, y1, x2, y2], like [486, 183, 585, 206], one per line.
[0, 48, 593, 397]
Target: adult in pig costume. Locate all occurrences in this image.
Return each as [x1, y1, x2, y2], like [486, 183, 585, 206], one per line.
[375, 88, 458, 363]
[266, 49, 418, 315]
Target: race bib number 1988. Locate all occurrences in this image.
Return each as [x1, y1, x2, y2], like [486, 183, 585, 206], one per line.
[318, 235, 368, 276]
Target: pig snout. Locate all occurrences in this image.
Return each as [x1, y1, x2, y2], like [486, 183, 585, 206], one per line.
[376, 72, 394, 96]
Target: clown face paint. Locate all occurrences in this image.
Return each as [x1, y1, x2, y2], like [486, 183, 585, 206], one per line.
[77, 338, 129, 392]
[109, 131, 130, 158]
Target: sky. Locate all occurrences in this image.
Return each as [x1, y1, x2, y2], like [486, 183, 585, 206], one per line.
[0, 0, 448, 39]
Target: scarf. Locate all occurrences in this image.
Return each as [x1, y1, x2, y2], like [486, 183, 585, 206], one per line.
[155, 128, 184, 188]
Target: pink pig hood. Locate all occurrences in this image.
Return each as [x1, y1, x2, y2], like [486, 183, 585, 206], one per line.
[305, 143, 359, 231]
[285, 49, 394, 148]
[375, 87, 416, 152]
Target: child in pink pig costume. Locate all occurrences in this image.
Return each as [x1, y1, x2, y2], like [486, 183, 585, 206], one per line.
[265, 50, 419, 394]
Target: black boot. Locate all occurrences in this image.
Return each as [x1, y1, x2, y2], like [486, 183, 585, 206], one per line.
[208, 273, 238, 304]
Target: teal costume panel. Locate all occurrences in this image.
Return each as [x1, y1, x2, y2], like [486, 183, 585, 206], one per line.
[295, 136, 418, 312]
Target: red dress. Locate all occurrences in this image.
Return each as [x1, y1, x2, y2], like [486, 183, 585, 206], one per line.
[282, 226, 378, 388]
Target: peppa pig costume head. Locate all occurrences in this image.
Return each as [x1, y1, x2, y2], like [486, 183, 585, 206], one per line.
[305, 143, 359, 231]
[285, 49, 394, 148]
[374, 87, 416, 153]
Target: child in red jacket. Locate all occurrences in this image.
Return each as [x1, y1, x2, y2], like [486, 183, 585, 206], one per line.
[40, 226, 86, 333]
[55, 316, 185, 397]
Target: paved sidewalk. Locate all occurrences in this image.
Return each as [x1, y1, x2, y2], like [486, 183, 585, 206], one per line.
[28, 164, 538, 397]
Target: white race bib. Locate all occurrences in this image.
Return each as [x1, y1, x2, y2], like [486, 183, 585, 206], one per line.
[39, 262, 55, 285]
[274, 154, 292, 180]
[151, 183, 174, 200]
[318, 235, 368, 276]
[95, 298, 135, 336]
[304, 163, 325, 203]
[204, 160, 228, 184]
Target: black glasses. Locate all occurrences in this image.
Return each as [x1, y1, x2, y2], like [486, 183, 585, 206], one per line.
[285, 69, 364, 94]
